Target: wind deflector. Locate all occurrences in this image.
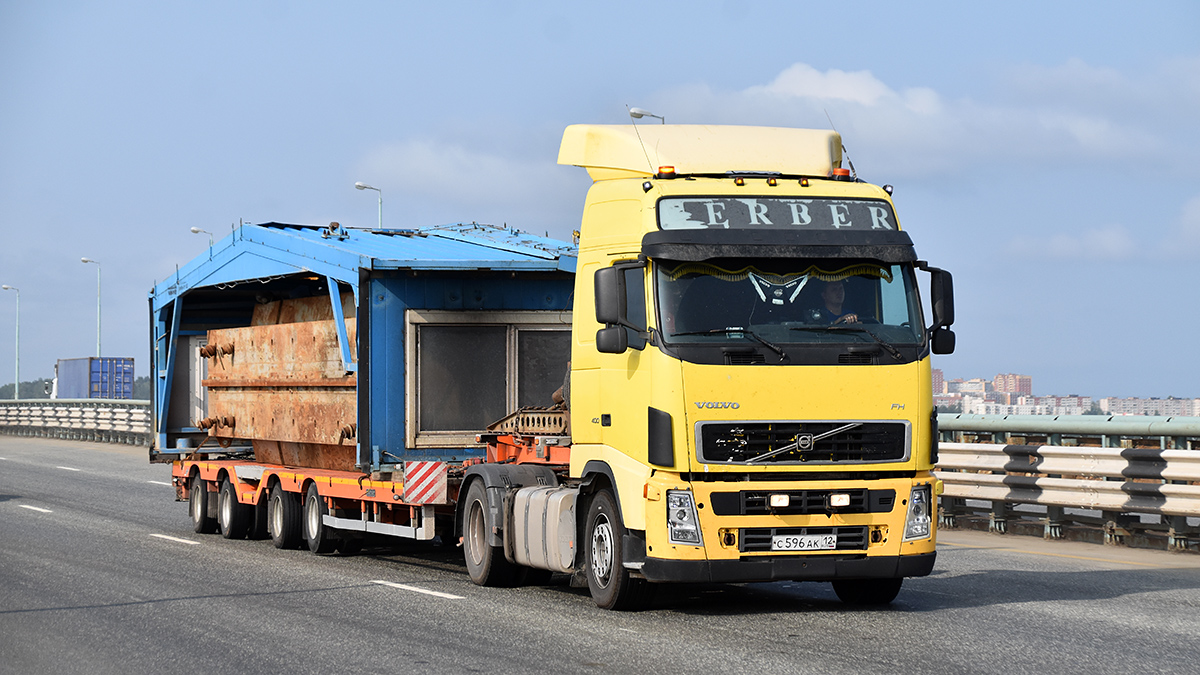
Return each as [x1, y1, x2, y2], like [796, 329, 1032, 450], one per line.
[641, 229, 918, 263]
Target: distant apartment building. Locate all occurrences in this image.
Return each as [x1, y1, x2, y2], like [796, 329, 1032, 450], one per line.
[1098, 397, 1200, 417]
[963, 396, 1092, 416]
[993, 373, 1033, 395]
[932, 368, 944, 395]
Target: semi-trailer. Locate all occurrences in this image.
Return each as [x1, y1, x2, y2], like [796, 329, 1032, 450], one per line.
[150, 123, 955, 609]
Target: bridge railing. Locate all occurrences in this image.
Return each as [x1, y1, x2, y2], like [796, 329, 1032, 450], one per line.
[936, 413, 1200, 550]
[0, 399, 151, 446]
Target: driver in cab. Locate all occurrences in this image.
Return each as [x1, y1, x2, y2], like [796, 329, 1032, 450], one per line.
[809, 279, 860, 325]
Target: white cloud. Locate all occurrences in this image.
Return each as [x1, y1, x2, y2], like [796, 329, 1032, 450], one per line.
[1008, 224, 1137, 261]
[1159, 194, 1200, 256]
[355, 138, 588, 237]
[646, 60, 1171, 179]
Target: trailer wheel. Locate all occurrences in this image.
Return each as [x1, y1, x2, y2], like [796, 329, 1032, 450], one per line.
[268, 484, 302, 549]
[461, 480, 518, 587]
[304, 483, 337, 554]
[189, 478, 217, 534]
[249, 498, 269, 540]
[585, 490, 654, 611]
[218, 478, 251, 539]
[832, 578, 903, 605]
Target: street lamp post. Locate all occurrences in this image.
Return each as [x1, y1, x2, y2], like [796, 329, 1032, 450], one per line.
[81, 258, 101, 357]
[190, 226, 214, 247]
[1, 285, 17, 400]
[355, 182, 382, 228]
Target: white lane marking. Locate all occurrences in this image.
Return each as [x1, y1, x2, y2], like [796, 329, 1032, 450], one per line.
[370, 580, 465, 600]
[56, 466, 81, 472]
[149, 534, 200, 546]
[147, 480, 174, 486]
[19, 505, 53, 513]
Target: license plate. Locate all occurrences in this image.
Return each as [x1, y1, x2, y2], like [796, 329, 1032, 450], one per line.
[771, 533, 837, 551]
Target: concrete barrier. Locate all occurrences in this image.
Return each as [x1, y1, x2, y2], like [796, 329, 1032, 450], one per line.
[0, 399, 151, 445]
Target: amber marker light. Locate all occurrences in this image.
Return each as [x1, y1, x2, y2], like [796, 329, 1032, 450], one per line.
[657, 166, 676, 177]
[734, 177, 745, 186]
[800, 178, 810, 187]
[767, 177, 778, 186]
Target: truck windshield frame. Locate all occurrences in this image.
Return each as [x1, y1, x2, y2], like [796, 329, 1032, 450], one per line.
[653, 258, 927, 366]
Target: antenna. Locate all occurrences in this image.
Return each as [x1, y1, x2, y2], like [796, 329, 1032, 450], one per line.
[626, 104, 657, 174]
[823, 109, 857, 180]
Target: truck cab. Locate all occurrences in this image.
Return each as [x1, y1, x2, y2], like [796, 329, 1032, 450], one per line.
[554, 124, 955, 608]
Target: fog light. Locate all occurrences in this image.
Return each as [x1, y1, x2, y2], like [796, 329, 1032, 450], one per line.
[829, 493, 851, 508]
[769, 494, 790, 508]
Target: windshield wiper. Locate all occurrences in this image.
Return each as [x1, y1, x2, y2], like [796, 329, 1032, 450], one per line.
[672, 327, 788, 363]
[789, 325, 903, 360]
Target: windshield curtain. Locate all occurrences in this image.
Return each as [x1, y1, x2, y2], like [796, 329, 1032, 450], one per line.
[655, 259, 924, 346]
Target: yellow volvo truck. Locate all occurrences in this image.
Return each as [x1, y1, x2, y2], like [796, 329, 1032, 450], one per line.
[461, 124, 956, 610]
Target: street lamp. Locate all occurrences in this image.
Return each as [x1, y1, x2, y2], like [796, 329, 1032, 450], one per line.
[81, 258, 101, 357]
[1, 285, 17, 400]
[629, 107, 665, 124]
[355, 181, 382, 228]
[190, 226, 215, 247]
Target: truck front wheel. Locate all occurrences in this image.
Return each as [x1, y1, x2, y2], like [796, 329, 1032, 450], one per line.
[461, 480, 518, 587]
[585, 490, 653, 611]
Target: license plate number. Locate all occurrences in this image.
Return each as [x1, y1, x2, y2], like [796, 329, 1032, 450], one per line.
[771, 534, 837, 551]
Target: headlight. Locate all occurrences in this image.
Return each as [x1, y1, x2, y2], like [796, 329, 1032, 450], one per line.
[903, 484, 933, 541]
[666, 490, 703, 545]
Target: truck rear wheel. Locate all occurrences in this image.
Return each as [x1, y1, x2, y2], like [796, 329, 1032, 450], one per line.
[585, 490, 653, 611]
[461, 479, 518, 586]
[190, 477, 217, 534]
[268, 484, 302, 550]
[832, 578, 903, 605]
[304, 483, 337, 554]
[218, 478, 251, 539]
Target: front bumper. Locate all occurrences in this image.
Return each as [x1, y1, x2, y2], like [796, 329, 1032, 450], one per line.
[641, 551, 936, 584]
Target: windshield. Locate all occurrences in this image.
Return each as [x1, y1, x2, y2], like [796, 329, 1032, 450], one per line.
[656, 259, 924, 348]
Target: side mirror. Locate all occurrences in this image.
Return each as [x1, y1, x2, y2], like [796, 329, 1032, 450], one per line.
[929, 268, 955, 329]
[931, 328, 956, 355]
[596, 326, 629, 354]
[594, 266, 625, 325]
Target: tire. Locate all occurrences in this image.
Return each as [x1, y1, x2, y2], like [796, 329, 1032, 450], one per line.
[461, 480, 519, 587]
[268, 484, 302, 550]
[304, 483, 337, 554]
[218, 478, 251, 540]
[832, 578, 903, 605]
[249, 497, 269, 540]
[585, 490, 654, 611]
[189, 477, 217, 534]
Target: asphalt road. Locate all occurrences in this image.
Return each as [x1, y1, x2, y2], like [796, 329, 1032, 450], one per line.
[2, 436, 1199, 674]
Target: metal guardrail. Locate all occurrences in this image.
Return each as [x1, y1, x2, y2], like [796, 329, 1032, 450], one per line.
[935, 413, 1200, 550]
[0, 399, 151, 445]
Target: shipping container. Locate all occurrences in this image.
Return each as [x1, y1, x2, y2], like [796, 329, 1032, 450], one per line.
[57, 357, 135, 399]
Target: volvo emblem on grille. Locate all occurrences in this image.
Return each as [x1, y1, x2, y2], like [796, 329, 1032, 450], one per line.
[795, 433, 814, 450]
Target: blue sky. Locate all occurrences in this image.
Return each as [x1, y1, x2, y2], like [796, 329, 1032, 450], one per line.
[1, 1, 1197, 398]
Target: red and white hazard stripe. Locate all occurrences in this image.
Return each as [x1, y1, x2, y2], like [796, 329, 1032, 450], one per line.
[403, 461, 448, 504]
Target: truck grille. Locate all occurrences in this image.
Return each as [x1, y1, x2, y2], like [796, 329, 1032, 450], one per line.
[739, 526, 869, 553]
[696, 421, 909, 464]
[710, 489, 895, 515]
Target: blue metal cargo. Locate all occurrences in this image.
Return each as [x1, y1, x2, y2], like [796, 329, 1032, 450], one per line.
[57, 357, 135, 399]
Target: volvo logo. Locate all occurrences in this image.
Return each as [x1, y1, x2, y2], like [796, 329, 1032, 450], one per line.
[795, 433, 814, 450]
[694, 401, 740, 409]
